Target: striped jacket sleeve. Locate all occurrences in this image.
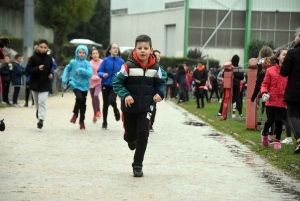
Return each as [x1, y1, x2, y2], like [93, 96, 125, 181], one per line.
[112, 64, 131, 100]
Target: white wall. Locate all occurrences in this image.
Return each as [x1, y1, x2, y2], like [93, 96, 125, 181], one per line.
[189, 47, 245, 68]
[111, 8, 185, 57]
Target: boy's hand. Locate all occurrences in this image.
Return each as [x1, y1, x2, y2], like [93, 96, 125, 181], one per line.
[39, 65, 44, 70]
[48, 74, 53, 80]
[153, 94, 162, 102]
[103, 73, 108, 78]
[76, 71, 79, 75]
[125, 96, 134, 107]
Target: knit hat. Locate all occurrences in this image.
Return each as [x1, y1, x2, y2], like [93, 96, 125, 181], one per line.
[231, 55, 239, 66]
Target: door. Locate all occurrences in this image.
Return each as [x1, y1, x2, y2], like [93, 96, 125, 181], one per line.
[165, 25, 176, 57]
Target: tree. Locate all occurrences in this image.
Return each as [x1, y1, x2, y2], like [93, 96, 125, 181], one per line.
[249, 40, 274, 59]
[67, 0, 110, 50]
[35, 0, 96, 64]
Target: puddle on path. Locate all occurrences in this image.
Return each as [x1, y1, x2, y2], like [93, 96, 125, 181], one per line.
[204, 131, 300, 200]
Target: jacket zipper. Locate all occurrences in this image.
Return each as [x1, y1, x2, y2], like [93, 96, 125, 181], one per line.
[139, 69, 146, 110]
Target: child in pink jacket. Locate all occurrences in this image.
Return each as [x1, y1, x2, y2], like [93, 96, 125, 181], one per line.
[90, 49, 103, 123]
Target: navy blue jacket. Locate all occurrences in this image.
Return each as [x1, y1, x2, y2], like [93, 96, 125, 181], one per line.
[0, 62, 11, 82]
[11, 62, 24, 86]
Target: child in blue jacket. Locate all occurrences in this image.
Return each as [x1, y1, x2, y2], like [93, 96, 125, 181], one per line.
[11, 54, 25, 107]
[62, 45, 93, 129]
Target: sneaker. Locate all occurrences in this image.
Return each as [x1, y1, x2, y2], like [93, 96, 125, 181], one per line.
[217, 113, 222, 116]
[294, 139, 300, 154]
[102, 122, 107, 129]
[219, 98, 222, 103]
[96, 111, 101, 119]
[133, 166, 143, 177]
[114, 109, 120, 121]
[79, 121, 85, 130]
[232, 114, 236, 118]
[149, 125, 154, 132]
[1, 102, 7, 105]
[239, 114, 243, 117]
[274, 141, 281, 150]
[268, 139, 275, 144]
[93, 115, 97, 123]
[37, 120, 43, 129]
[70, 114, 77, 124]
[281, 138, 293, 144]
[128, 141, 136, 151]
[12, 104, 19, 107]
[261, 130, 269, 147]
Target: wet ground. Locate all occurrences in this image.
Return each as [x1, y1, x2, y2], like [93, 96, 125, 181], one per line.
[0, 92, 300, 200]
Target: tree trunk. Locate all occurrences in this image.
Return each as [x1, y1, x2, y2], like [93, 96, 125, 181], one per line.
[53, 30, 63, 65]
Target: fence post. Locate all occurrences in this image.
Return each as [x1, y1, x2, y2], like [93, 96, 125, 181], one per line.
[221, 62, 233, 119]
[246, 58, 258, 129]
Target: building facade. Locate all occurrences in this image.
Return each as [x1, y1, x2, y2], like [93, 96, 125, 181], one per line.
[110, 0, 300, 66]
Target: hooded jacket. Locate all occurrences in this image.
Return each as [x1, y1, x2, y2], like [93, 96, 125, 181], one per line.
[97, 55, 124, 87]
[25, 50, 53, 92]
[280, 44, 300, 102]
[90, 59, 102, 88]
[113, 51, 166, 113]
[261, 64, 287, 108]
[62, 45, 92, 91]
[11, 61, 25, 86]
[0, 62, 11, 82]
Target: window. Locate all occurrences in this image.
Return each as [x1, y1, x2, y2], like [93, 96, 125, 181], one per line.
[276, 12, 290, 30]
[261, 12, 275, 29]
[165, 1, 185, 9]
[188, 28, 201, 46]
[251, 12, 261, 29]
[231, 30, 245, 47]
[218, 10, 231, 28]
[203, 10, 217, 27]
[217, 30, 230, 47]
[232, 11, 245, 28]
[111, 8, 128, 15]
[189, 9, 202, 27]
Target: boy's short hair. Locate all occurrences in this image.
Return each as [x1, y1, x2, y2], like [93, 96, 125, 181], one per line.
[135, 35, 152, 48]
[14, 54, 22, 60]
[38, 39, 49, 46]
[197, 60, 203, 64]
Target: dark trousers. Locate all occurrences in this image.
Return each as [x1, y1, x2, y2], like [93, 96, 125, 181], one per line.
[263, 106, 286, 140]
[178, 85, 187, 102]
[101, 86, 118, 124]
[283, 113, 292, 138]
[203, 90, 209, 102]
[165, 85, 172, 99]
[12, 86, 20, 104]
[195, 87, 204, 108]
[232, 86, 242, 115]
[25, 83, 34, 105]
[210, 86, 220, 100]
[123, 112, 150, 167]
[2, 81, 10, 103]
[287, 102, 300, 140]
[73, 89, 87, 122]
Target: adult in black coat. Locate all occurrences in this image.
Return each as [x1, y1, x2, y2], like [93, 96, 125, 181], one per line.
[280, 29, 300, 154]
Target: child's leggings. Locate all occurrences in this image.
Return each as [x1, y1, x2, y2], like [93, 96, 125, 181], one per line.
[90, 84, 101, 114]
[73, 89, 88, 122]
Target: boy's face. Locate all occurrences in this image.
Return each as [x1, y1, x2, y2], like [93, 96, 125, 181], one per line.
[4, 56, 10, 63]
[37, 43, 48, 54]
[135, 42, 152, 63]
[78, 49, 86, 59]
[16, 57, 22, 63]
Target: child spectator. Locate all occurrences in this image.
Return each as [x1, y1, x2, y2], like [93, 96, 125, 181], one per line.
[165, 67, 174, 99]
[113, 34, 166, 177]
[11, 54, 24, 107]
[62, 45, 92, 130]
[0, 55, 12, 105]
[176, 64, 187, 103]
[25, 39, 54, 129]
[260, 49, 288, 149]
[89, 49, 102, 123]
[24, 57, 34, 107]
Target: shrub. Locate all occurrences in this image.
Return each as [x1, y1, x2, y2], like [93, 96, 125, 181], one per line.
[187, 48, 202, 59]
